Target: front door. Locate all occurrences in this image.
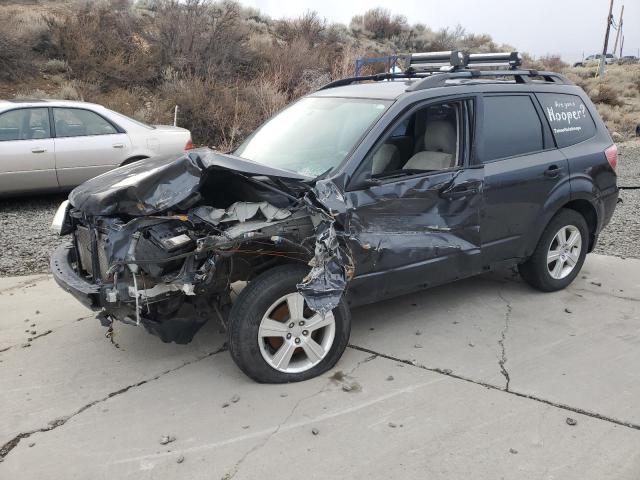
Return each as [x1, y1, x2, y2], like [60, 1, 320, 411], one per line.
[343, 98, 484, 304]
[52, 107, 131, 188]
[0, 107, 58, 194]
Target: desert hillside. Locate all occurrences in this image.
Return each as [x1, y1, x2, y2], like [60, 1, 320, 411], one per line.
[1, 0, 638, 147]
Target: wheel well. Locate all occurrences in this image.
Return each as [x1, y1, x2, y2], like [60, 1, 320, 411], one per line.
[121, 155, 148, 166]
[562, 199, 597, 251]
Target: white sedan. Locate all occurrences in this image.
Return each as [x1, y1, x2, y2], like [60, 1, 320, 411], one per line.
[0, 99, 193, 196]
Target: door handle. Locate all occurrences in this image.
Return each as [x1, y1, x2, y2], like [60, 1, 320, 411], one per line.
[112, 143, 124, 149]
[544, 165, 561, 178]
[440, 181, 481, 199]
[31, 147, 46, 153]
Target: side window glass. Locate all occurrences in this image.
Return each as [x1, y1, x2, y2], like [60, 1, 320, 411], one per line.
[53, 108, 118, 138]
[537, 93, 596, 147]
[0, 108, 51, 141]
[368, 102, 461, 176]
[482, 95, 543, 162]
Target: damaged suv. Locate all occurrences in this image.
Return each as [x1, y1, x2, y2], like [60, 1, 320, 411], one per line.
[51, 52, 618, 383]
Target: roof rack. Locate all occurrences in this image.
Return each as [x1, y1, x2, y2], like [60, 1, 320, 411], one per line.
[317, 50, 573, 91]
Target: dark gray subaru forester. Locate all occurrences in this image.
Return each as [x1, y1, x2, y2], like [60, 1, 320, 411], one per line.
[51, 52, 618, 383]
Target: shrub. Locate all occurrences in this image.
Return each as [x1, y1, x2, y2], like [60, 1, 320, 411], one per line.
[45, 0, 158, 88]
[42, 58, 67, 74]
[350, 8, 407, 40]
[589, 82, 623, 107]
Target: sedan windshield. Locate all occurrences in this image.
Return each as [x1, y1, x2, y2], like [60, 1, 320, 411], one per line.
[235, 97, 391, 177]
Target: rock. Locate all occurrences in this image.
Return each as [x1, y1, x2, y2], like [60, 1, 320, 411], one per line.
[566, 417, 577, 426]
[388, 422, 397, 428]
[386, 375, 394, 381]
[414, 344, 422, 349]
[222, 402, 230, 408]
[311, 428, 319, 435]
[342, 384, 352, 392]
[159, 435, 176, 445]
[230, 394, 240, 403]
[590, 281, 602, 287]
[28, 443, 35, 448]
[468, 343, 475, 347]
[176, 455, 184, 464]
[564, 308, 572, 314]
[441, 368, 453, 375]
[280, 393, 288, 398]
[509, 448, 518, 454]
[415, 330, 422, 336]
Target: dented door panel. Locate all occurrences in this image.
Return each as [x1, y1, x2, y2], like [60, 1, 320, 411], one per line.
[340, 167, 484, 304]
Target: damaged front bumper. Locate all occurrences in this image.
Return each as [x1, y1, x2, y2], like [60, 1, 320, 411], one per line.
[51, 243, 101, 309]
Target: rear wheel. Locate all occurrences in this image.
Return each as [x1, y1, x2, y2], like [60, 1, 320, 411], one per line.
[518, 209, 588, 292]
[228, 264, 350, 383]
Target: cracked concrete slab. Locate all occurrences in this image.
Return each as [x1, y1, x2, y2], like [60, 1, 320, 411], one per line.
[2, 349, 639, 479]
[1, 254, 639, 478]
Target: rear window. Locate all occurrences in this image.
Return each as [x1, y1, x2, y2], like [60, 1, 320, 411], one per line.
[482, 95, 544, 162]
[537, 93, 596, 148]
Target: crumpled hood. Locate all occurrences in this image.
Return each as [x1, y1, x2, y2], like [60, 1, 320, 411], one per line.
[69, 148, 309, 217]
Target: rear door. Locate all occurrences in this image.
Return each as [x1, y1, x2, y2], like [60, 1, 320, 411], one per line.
[478, 93, 568, 263]
[53, 107, 131, 188]
[0, 107, 58, 194]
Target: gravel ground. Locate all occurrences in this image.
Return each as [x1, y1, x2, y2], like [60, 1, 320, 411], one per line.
[1, 142, 639, 277]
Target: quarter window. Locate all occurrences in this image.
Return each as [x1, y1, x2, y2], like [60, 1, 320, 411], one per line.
[53, 108, 118, 138]
[0, 108, 51, 141]
[482, 95, 544, 162]
[537, 93, 596, 147]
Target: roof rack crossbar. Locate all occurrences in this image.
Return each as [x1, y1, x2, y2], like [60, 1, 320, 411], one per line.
[406, 70, 572, 91]
[318, 72, 431, 91]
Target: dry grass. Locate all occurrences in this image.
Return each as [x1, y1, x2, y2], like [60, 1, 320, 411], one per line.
[2, 1, 637, 145]
[564, 64, 640, 138]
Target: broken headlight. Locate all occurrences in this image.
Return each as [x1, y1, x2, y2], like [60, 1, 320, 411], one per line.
[50, 200, 72, 235]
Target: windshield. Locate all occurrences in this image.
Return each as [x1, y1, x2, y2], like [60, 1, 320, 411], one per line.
[234, 97, 391, 177]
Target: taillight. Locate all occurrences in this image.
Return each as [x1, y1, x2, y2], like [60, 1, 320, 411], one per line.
[605, 144, 617, 171]
[185, 138, 194, 151]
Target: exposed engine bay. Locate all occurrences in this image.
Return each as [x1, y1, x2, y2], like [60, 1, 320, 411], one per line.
[55, 148, 353, 344]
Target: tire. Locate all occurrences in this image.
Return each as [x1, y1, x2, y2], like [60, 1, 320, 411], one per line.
[228, 264, 351, 383]
[518, 208, 589, 292]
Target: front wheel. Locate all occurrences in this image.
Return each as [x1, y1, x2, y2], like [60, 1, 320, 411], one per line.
[518, 208, 589, 292]
[228, 264, 351, 383]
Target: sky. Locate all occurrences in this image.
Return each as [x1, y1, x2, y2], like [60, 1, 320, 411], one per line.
[240, 0, 638, 63]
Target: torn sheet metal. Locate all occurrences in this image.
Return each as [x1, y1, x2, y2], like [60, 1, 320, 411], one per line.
[297, 220, 352, 314]
[69, 148, 310, 217]
[69, 153, 204, 217]
[191, 201, 291, 225]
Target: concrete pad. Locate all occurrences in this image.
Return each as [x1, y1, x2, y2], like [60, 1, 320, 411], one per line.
[1, 253, 639, 478]
[351, 254, 640, 424]
[2, 350, 639, 479]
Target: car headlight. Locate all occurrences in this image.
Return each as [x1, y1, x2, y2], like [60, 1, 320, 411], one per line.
[51, 200, 71, 235]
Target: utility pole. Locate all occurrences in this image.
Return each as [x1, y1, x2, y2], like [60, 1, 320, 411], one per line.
[619, 35, 624, 57]
[598, 0, 615, 77]
[612, 4, 624, 58]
